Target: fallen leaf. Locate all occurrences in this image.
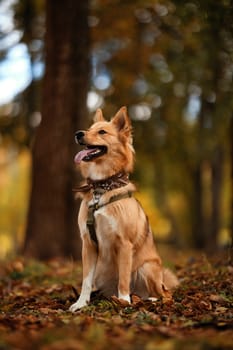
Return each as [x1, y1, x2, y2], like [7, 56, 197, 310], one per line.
[209, 294, 226, 303]
[111, 296, 130, 307]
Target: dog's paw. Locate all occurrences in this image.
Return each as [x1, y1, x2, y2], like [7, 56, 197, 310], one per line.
[118, 293, 131, 303]
[111, 295, 130, 307]
[148, 297, 158, 302]
[69, 299, 88, 312]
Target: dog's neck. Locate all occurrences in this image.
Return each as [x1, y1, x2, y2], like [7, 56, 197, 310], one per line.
[74, 172, 130, 193]
[88, 172, 130, 192]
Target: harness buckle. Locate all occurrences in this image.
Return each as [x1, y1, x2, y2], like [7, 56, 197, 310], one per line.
[94, 203, 99, 210]
[87, 191, 133, 247]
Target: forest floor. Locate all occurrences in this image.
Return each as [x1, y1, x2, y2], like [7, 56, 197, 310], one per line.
[0, 246, 232, 350]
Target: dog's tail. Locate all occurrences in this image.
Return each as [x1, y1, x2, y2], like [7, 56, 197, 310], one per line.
[163, 268, 179, 290]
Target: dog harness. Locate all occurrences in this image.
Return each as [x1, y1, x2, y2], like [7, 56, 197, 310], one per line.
[87, 191, 132, 247]
[73, 172, 133, 247]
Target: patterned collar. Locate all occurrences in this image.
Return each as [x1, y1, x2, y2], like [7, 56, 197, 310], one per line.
[73, 172, 130, 193]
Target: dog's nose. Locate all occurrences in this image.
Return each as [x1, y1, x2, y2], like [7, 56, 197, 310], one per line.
[75, 131, 85, 145]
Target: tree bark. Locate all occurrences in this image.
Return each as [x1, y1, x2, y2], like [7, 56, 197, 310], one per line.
[230, 115, 233, 262]
[191, 99, 207, 250]
[208, 146, 224, 251]
[192, 163, 206, 249]
[24, 0, 90, 259]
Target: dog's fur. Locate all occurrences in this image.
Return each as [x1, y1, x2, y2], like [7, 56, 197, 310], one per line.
[69, 107, 178, 311]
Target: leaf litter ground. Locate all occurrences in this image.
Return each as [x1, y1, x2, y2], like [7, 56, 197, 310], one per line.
[0, 249, 232, 350]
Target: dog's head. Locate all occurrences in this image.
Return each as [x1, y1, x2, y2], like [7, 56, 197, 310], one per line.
[74, 107, 135, 180]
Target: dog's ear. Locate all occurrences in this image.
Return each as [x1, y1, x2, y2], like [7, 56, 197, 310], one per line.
[111, 106, 131, 134]
[93, 109, 105, 123]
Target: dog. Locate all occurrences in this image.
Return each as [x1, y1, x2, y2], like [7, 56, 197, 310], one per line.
[69, 106, 178, 311]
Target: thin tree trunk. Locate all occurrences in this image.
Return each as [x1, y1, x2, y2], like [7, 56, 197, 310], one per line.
[154, 161, 181, 245]
[192, 163, 206, 249]
[230, 115, 233, 262]
[191, 99, 207, 249]
[208, 146, 224, 251]
[24, 0, 90, 259]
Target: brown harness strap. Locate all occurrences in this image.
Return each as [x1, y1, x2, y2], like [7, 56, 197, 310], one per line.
[87, 191, 133, 247]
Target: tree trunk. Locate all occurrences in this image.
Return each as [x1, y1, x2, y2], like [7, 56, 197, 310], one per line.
[208, 146, 224, 251]
[191, 99, 207, 249]
[24, 0, 90, 259]
[192, 163, 206, 249]
[230, 115, 233, 262]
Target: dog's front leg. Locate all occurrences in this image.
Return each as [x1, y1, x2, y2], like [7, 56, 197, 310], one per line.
[117, 241, 133, 303]
[69, 235, 97, 312]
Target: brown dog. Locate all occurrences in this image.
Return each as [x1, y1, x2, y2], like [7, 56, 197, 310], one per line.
[69, 107, 178, 311]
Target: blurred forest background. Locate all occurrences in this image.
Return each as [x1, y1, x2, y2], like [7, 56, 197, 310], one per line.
[0, 0, 232, 260]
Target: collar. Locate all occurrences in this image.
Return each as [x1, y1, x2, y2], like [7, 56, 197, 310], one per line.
[73, 172, 130, 193]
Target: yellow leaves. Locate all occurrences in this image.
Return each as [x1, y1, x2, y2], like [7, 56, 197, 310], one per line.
[0, 148, 31, 258]
[0, 235, 12, 259]
[135, 190, 171, 238]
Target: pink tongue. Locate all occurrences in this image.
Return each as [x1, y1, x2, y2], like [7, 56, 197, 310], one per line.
[74, 148, 96, 164]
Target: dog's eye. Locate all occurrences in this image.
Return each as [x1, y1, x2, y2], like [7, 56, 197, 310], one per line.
[98, 129, 107, 135]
